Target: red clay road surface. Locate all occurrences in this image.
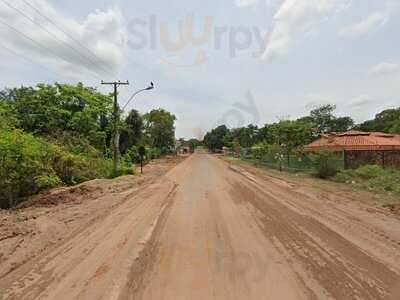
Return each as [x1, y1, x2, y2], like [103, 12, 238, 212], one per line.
[1, 153, 400, 300]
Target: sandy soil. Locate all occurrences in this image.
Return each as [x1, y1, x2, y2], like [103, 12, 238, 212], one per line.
[1, 153, 399, 299]
[0, 157, 184, 281]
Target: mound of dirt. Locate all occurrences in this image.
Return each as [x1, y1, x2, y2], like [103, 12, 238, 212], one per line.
[0, 156, 186, 278]
[18, 182, 106, 208]
[387, 204, 400, 216]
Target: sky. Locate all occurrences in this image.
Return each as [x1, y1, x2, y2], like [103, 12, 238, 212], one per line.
[0, 0, 400, 139]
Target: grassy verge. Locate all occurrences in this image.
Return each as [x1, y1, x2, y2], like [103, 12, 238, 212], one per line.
[222, 155, 400, 210]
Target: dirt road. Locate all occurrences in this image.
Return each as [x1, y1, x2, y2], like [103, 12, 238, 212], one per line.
[1, 153, 400, 299]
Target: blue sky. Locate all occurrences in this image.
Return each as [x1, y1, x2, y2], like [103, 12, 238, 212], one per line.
[0, 0, 399, 138]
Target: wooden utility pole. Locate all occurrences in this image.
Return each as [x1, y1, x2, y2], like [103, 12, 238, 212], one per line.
[101, 80, 129, 174]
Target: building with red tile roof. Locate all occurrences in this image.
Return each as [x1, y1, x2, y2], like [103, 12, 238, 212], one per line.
[305, 130, 400, 169]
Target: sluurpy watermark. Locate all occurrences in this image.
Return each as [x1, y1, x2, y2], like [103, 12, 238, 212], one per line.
[127, 14, 269, 67]
[215, 90, 260, 128]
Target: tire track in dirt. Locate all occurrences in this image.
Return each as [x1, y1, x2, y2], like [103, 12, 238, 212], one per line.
[2, 154, 399, 299]
[228, 164, 400, 299]
[116, 183, 179, 300]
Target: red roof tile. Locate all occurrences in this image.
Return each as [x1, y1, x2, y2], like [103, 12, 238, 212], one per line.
[305, 131, 400, 151]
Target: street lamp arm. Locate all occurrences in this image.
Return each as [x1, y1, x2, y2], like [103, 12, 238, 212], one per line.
[122, 89, 146, 111]
[122, 82, 154, 111]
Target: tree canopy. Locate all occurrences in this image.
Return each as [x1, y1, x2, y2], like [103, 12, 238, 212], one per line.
[202, 104, 400, 154]
[0, 83, 177, 207]
[144, 108, 176, 153]
[308, 104, 354, 134]
[358, 108, 400, 134]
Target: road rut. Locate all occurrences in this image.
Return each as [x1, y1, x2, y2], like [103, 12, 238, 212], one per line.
[1, 153, 399, 299]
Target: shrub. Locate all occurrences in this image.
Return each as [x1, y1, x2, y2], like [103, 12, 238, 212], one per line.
[122, 146, 163, 165]
[354, 165, 382, 180]
[0, 128, 113, 208]
[251, 143, 281, 160]
[110, 165, 135, 178]
[334, 165, 400, 196]
[334, 170, 355, 183]
[0, 128, 51, 207]
[35, 174, 62, 189]
[147, 147, 161, 160]
[123, 146, 140, 164]
[312, 150, 339, 179]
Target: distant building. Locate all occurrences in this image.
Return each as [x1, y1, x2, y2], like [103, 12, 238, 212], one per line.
[305, 130, 400, 169]
[175, 140, 190, 154]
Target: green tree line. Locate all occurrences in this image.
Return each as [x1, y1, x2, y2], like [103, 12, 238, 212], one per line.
[0, 83, 176, 208]
[204, 104, 400, 153]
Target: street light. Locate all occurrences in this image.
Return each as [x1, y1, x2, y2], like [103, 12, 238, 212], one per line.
[122, 82, 154, 111]
[118, 82, 154, 174]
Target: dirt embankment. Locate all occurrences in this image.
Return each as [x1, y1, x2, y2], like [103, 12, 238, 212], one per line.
[0, 156, 185, 278]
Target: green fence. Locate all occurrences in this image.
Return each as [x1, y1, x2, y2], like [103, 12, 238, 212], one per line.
[227, 148, 345, 173]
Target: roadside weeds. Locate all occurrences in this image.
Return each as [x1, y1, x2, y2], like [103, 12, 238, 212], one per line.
[221, 155, 400, 216]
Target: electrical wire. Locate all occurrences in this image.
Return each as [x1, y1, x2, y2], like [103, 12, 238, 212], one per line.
[0, 17, 102, 81]
[20, 0, 119, 79]
[1, 0, 116, 79]
[0, 41, 67, 80]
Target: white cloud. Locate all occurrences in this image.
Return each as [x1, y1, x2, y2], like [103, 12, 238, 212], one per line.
[339, 11, 387, 38]
[368, 62, 400, 77]
[0, 0, 126, 81]
[262, 0, 352, 60]
[347, 95, 374, 108]
[235, 0, 259, 7]
[339, 0, 400, 39]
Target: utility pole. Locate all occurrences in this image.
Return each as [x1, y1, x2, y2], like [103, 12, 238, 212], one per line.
[101, 80, 129, 174]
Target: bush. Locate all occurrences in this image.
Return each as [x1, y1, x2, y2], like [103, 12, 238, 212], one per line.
[50, 144, 112, 184]
[147, 147, 161, 160]
[0, 129, 52, 207]
[354, 165, 383, 180]
[110, 164, 135, 178]
[0, 128, 113, 208]
[312, 150, 339, 179]
[251, 143, 281, 160]
[35, 174, 62, 189]
[122, 146, 142, 164]
[334, 165, 400, 196]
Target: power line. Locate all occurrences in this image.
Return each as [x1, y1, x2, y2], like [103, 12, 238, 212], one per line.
[20, 0, 119, 78]
[21, 0, 148, 81]
[0, 17, 102, 81]
[1, 0, 116, 79]
[0, 41, 67, 80]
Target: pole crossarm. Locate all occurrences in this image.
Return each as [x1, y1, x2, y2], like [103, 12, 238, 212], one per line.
[101, 80, 129, 86]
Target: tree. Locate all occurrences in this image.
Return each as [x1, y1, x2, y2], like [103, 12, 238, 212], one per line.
[0, 101, 18, 129]
[120, 109, 143, 154]
[310, 104, 336, 134]
[359, 108, 400, 133]
[330, 116, 354, 133]
[270, 120, 314, 151]
[309, 104, 354, 134]
[389, 119, 400, 134]
[203, 125, 229, 151]
[256, 124, 274, 144]
[143, 109, 176, 153]
[228, 125, 258, 148]
[187, 138, 201, 153]
[0, 83, 113, 150]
